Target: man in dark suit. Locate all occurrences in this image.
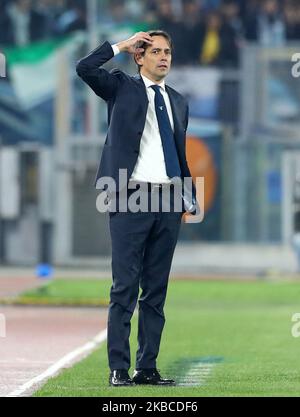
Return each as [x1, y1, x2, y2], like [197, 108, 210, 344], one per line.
[76, 30, 197, 387]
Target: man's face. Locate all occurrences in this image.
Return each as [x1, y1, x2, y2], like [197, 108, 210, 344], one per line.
[136, 36, 172, 82]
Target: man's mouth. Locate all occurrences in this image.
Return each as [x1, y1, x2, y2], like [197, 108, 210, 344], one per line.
[158, 64, 168, 69]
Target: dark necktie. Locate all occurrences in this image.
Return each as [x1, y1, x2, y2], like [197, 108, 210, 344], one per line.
[150, 84, 181, 179]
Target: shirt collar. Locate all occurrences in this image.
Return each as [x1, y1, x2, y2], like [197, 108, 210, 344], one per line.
[141, 74, 166, 92]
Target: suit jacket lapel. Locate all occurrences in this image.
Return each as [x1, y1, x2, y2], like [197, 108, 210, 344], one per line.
[166, 85, 185, 151]
[133, 73, 149, 119]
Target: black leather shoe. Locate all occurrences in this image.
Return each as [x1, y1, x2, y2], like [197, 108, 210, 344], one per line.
[132, 368, 175, 386]
[109, 370, 134, 387]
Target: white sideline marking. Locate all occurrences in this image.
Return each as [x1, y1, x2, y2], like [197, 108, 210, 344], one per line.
[178, 363, 215, 387]
[6, 328, 107, 397]
[0, 360, 54, 364]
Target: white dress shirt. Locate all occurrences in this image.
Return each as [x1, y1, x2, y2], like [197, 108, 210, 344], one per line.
[111, 44, 174, 183]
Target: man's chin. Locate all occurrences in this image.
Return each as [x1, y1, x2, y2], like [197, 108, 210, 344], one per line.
[155, 70, 169, 79]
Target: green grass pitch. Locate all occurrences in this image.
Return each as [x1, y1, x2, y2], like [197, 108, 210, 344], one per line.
[32, 278, 300, 397]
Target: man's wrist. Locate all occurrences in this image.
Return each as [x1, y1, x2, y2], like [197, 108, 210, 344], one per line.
[111, 44, 120, 56]
[115, 40, 128, 53]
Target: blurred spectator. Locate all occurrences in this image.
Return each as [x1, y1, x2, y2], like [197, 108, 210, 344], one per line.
[179, 0, 206, 65]
[202, 0, 222, 10]
[100, 0, 133, 25]
[49, 0, 69, 19]
[154, 0, 184, 64]
[54, 0, 87, 35]
[221, 0, 244, 37]
[245, 0, 286, 46]
[154, 0, 176, 30]
[35, 0, 68, 38]
[0, 0, 47, 47]
[199, 3, 243, 67]
[200, 10, 222, 65]
[219, 0, 244, 67]
[284, 0, 300, 40]
[0, 6, 14, 46]
[34, 0, 57, 38]
[155, 0, 205, 65]
[125, 0, 149, 22]
[241, 0, 259, 21]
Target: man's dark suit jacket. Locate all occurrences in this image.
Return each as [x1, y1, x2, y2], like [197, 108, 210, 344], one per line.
[76, 41, 197, 212]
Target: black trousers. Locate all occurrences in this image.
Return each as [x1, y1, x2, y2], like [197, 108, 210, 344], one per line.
[107, 185, 183, 370]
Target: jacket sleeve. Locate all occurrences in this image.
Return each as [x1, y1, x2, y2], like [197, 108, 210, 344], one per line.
[76, 41, 122, 101]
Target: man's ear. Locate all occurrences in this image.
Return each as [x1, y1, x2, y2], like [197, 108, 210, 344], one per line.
[134, 52, 143, 67]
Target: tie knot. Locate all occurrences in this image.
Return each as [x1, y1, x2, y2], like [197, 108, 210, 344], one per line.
[150, 84, 161, 94]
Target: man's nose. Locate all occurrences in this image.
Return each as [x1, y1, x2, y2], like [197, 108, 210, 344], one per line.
[160, 51, 168, 59]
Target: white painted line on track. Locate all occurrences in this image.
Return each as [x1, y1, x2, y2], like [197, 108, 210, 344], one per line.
[6, 328, 107, 397]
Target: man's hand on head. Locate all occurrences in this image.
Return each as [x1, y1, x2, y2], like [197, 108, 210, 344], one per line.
[116, 32, 153, 55]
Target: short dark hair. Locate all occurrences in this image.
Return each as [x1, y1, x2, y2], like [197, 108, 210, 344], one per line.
[134, 30, 173, 72]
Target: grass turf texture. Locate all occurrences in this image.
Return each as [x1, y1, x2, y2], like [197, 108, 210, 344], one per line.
[34, 279, 300, 397]
[0, 279, 110, 307]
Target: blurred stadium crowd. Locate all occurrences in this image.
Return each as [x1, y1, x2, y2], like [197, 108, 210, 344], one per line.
[1, 0, 300, 68]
